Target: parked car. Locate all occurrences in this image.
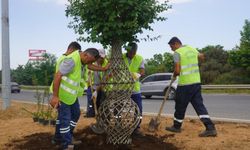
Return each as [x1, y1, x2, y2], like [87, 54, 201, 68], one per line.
[11, 82, 21, 93]
[140, 73, 177, 99]
[0, 82, 21, 93]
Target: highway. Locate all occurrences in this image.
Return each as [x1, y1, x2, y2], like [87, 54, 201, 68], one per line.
[2, 90, 250, 121]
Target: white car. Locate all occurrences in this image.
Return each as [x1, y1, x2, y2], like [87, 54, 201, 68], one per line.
[140, 73, 177, 99]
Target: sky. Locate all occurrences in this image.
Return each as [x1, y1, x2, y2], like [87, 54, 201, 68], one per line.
[0, 0, 250, 69]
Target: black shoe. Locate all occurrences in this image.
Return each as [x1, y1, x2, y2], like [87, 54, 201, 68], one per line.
[199, 129, 217, 137]
[64, 144, 74, 150]
[51, 136, 61, 145]
[165, 126, 181, 133]
[132, 129, 145, 138]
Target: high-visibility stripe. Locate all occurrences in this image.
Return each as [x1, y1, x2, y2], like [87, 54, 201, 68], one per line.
[60, 126, 70, 131]
[174, 117, 183, 123]
[62, 76, 79, 86]
[181, 63, 198, 69]
[61, 84, 77, 95]
[181, 69, 199, 75]
[60, 129, 70, 134]
[70, 121, 77, 127]
[199, 115, 210, 119]
[56, 120, 60, 124]
[70, 123, 76, 127]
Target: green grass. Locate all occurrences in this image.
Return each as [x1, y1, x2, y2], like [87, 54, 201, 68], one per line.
[202, 89, 250, 94]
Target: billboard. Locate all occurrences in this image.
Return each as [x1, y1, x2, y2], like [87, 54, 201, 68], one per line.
[29, 49, 46, 60]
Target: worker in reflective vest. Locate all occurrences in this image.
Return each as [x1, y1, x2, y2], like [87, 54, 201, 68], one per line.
[50, 42, 101, 149]
[165, 37, 217, 137]
[86, 48, 109, 117]
[123, 42, 145, 137]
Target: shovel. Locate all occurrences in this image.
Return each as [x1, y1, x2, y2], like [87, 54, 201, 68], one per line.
[148, 77, 176, 132]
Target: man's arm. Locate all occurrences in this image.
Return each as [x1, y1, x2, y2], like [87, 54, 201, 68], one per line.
[173, 62, 181, 77]
[53, 72, 62, 97]
[173, 52, 181, 78]
[139, 59, 145, 77]
[50, 58, 75, 108]
[198, 53, 205, 63]
[88, 63, 110, 71]
[50, 71, 62, 108]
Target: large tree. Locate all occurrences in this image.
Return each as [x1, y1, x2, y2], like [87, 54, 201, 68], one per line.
[66, 0, 171, 144]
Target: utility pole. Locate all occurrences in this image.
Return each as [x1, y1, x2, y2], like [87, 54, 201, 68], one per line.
[1, 0, 11, 110]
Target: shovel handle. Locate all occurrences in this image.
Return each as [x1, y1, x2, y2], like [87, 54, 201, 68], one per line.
[156, 77, 175, 119]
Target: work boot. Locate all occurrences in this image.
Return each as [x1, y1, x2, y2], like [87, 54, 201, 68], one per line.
[90, 123, 105, 134]
[199, 129, 217, 137]
[165, 126, 181, 133]
[132, 128, 145, 138]
[51, 136, 61, 145]
[72, 137, 82, 145]
[64, 144, 74, 150]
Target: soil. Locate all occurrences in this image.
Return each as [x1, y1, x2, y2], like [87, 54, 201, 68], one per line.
[0, 100, 250, 150]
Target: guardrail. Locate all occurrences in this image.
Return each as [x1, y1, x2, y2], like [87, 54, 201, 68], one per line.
[1, 84, 250, 90]
[201, 84, 250, 89]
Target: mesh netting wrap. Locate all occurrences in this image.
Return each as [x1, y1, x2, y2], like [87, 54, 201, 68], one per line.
[97, 42, 141, 144]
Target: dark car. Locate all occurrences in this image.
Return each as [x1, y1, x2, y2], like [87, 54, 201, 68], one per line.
[11, 82, 21, 93]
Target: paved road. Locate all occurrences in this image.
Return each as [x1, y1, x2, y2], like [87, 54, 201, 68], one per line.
[2, 90, 250, 121]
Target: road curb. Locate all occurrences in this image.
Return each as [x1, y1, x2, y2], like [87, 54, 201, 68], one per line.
[10, 100, 250, 124]
[143, 112, 250, 124]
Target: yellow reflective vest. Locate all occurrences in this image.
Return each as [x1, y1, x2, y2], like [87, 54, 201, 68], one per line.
[50, 51, 82, 105]
[123, 54, 143, 92]
[176, 45, 201, 85]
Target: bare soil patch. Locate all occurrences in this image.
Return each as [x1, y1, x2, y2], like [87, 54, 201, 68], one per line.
[0, 100, 250, 150]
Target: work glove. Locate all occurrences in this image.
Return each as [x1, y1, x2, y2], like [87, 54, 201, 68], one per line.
[92, 90, 97, 99]
[131, 72, 141, 80]
[171, 75, 176, 81]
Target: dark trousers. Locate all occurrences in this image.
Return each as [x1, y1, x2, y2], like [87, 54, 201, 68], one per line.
[54, 99, 80, 149]
[173, 83, 215, 130]
[86, 87, 95, 117]
[131, 93, 143, 129]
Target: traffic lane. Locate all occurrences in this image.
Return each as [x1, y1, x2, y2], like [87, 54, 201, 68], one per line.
[142, 94, 250, 120]
[0, 90, 88, 107]
[2, 91, 250, 120]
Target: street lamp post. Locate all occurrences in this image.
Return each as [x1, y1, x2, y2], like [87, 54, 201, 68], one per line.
[1, 0, 11, 110]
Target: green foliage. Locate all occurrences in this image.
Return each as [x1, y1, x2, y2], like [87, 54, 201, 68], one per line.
[229, 19, 250, 77]
[240, 20, 250, 51]
[199, 45, 232, 84]
[213, 69, 250, 84]
[66, 0, 171, 46]
[145, 52, 173, 75]
[11, 53, 56, 85]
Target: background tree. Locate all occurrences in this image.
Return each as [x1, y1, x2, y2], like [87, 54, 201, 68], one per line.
[199, 45, 231, 84]
[144, 52, 173, 76]
[11, 53, 56, 85]
[227, 19, 250, 84]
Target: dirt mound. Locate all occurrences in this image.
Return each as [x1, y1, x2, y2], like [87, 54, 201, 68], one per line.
[0, 100, 250, 150]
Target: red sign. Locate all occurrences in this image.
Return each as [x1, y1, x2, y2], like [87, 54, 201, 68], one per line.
[29, 49, 46, 60]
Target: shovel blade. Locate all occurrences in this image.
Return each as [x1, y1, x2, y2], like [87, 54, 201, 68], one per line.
[148, 117, 161, 132]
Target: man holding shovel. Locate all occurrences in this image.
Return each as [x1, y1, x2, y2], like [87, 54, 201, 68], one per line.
[165, 37, 217, 137]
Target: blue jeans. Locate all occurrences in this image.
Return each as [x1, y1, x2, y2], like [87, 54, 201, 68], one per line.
[86, 87, 95, 117]
[131, 93, 143, 129]
[54, 99, 80, 149]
